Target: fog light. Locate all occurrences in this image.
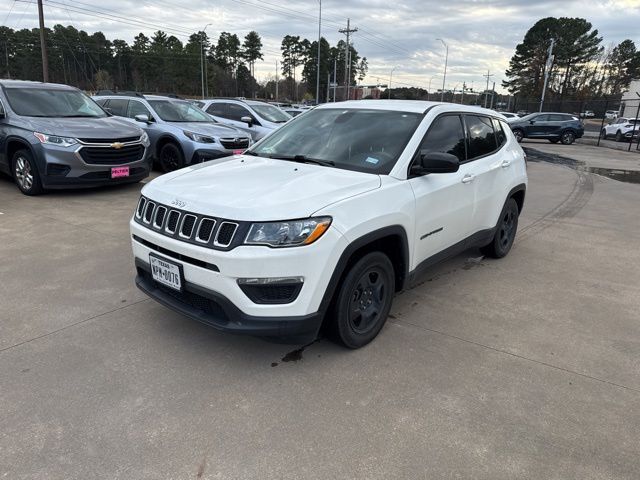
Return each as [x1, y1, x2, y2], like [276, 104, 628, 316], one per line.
[237, 277, 304, 304]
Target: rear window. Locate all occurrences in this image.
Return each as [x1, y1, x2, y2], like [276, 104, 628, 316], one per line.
[465, 115, 498, 160]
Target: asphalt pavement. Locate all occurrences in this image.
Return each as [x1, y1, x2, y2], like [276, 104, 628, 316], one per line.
[1, 150, 639, 479]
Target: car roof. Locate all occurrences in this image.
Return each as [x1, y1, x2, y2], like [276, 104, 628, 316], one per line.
[316, 100, 503, 115]
[0, 79, 77, 90]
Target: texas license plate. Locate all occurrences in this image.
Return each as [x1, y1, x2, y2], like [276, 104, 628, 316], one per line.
[149, 255, 182, 291]
[111, 166, 130, 178]
[233, 149, 245, 155]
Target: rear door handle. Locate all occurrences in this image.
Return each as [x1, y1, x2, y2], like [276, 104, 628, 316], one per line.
[501, 160, 512, 168]
[461, 174, 475, 184]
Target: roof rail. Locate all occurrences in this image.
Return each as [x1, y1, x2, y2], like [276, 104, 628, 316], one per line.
[94, 90, 145, 98]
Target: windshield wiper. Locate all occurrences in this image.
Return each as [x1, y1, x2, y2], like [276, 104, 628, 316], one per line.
[57, 114, 99, 118]
[243, 151, 259, 156]
[268, 154, 334, 167]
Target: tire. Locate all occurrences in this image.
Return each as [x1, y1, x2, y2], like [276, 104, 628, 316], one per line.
[480, 198, 519, 259]
[560, 130, 575, 145]
[600, 129, 607, 140]
[159, 142, 184, 172]
[12, 149, 44, 195]
[615, 131, 622, 142]
[329, 252, 395, 349]
[512, 129, 524, 143]
[549, 139, 559, 143]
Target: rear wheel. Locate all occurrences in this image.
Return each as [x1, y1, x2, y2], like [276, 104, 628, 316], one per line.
[159, 143, 184, 172]
[481, 198, 519, 259]
[12, 149, 44, 195]
[330, 252, 395, 349]
[512, 129, 524, 143]
[560, 130, 576, 145]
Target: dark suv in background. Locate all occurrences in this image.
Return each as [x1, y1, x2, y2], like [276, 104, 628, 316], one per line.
[0, 80, 150, 195]
[509, 112, 584, 145]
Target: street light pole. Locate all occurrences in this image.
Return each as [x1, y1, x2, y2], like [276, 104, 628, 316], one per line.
[200, 23, 212, 99]
[388, 66, 398, 99]
[428, 74, 439, 101]
[316, 0, 321, 104]
[437, 38, 448, 102]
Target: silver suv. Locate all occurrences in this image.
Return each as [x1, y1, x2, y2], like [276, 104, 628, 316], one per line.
[0, 80, 150, 195]
[94, 94, 252, 172]
[195, 98, 291, 141]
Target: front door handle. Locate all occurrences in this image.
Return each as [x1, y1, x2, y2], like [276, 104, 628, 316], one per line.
[461, 174, 475, 184]
[501, 160, 512, 168]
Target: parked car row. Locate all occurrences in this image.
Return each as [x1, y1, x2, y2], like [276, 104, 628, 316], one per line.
[0, 80, 297, 195]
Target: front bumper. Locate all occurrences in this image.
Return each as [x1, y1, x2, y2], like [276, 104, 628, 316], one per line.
[36, 142, 151, 188]
[130, 219, 348, 339]
[135, 260, 320, 341]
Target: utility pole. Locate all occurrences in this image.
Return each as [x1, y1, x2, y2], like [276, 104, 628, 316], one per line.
[200, 24, 212, 99]
[37, 0, 49, 82]
[339, 19, 357, 101]
[490, 81, 496, 109]
[461, 82, 466, 105]
[483, 70, 494, 108]
[316, 0, 321, 104]
[326, 71, 330, 103]
[332, 58, 337, 102]
[436, 38, 448, 102]
[539, 38, 555, 112]
[275, 60, 279, 101]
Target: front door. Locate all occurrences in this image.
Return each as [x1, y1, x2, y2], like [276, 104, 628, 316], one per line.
[409, 114, 476, 268]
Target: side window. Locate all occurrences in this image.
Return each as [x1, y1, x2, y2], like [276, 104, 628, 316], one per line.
[465, 115, 498, 160]
[418, 114, 466, 162]
[547, 114, 565, 122]
[226, 103, 253, 122]
[105, 98, 128, 117]
[492, 118, 507, 147]
[206, 102, 228, 118]
[534, 114, 549, 122]
[127, 100, 151, 119]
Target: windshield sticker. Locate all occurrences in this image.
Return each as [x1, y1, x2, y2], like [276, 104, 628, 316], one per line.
[365, 157, 380, 165]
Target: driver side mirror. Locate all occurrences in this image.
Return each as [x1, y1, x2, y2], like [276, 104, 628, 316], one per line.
[413, 151, 459, 175]
[135, 114, 153, 124]
[529, 120, 535, 124]
[241, 115, 254, 127]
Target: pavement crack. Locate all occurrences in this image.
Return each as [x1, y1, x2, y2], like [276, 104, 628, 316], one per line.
[390, 318, 640, 394]
[0, 298, 150, 355]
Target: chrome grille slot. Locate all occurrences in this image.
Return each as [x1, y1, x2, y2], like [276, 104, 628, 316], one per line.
[165, 210, 180, 234]
[196, 218, 216, 243]
[136, 197, 146, 218]
[143, 201, 155, 224]
[180, 214, 197, 239]
[214, 222, 238, 247]
[153, 206, 167, 229]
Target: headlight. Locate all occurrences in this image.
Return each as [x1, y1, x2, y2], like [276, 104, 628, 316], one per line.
[183, 130, 216, 143]
[33, 132, 77, 147]
[140, 131, 150, 147]
[245, 217, 332, 247]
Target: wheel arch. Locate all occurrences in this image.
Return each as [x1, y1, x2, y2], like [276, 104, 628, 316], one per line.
[508, 183, 526, 214]
[318, 225, 410, 319]
[155, 134, 183, 159]
[5, 136, 36, 164]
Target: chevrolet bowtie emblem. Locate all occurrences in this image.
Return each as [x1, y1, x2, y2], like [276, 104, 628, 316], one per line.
[111, 142, 124, 149]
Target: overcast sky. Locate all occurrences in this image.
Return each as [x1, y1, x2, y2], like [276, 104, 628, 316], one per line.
[3, 0, 640, 92]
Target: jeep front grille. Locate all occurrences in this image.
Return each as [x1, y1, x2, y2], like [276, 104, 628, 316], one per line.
[134, 196, 242, 250]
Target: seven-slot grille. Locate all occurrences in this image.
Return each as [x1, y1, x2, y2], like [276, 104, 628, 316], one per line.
[220, 138, 250, 150]
[134, 197, 240, 250]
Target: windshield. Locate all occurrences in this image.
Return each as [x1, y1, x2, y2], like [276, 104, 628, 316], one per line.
[250, 104, 291, 123]
[5, 88, 107, 118]
[249, 108, 423, 174]
[148, 100, 212, 122]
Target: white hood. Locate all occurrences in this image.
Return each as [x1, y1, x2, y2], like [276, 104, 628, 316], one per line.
[143, 155, 381, 221]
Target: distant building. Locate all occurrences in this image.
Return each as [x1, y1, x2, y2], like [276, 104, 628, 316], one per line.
[620, 79, 640, 118]
[349, 85, 383, 100]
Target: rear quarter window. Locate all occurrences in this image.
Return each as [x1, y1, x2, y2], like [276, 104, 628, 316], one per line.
[465, 115, 498, 160]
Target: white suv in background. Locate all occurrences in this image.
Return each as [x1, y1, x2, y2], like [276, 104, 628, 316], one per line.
[194, 98, 291, 141]
[130, 101, 527, 348]
[601, 117, 640, 142]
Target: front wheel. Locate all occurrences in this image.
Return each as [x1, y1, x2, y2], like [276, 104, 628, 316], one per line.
[159, 143, 185, 172]
[512, 129, 524, 143]
[560, 130, 576, 145]
[615, 131, 622, 142]
[481, 198, 519, 259]
[330, 252, 395, 349]
[12, 149, 44, 195]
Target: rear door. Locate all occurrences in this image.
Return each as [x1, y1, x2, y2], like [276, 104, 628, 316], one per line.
[463, 115, 511, 232]
[526, 114, 549, 137]
[410, 114, 476, 264]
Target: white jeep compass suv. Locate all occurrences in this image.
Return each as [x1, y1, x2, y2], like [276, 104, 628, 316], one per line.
[131, 101, 527, 348]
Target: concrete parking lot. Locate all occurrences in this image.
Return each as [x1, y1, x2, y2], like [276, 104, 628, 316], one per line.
[1, 148, 640, 479]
